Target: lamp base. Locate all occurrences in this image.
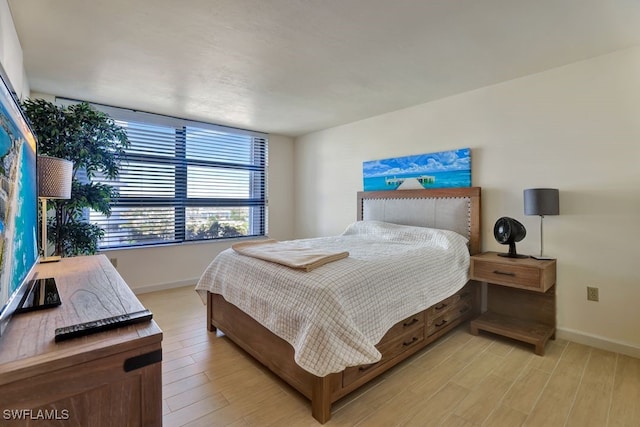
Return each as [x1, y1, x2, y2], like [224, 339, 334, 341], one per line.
[40, 255, 62, 263]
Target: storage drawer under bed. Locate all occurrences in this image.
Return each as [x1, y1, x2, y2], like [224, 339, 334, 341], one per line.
[342, 284, 477, 387]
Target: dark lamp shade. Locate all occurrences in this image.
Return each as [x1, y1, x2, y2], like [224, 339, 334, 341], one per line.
[524, 188, 559, 216]
[38, 156, 73, 199]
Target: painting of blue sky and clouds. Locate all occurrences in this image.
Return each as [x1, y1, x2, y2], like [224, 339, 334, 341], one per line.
[363, 148, 471, 191]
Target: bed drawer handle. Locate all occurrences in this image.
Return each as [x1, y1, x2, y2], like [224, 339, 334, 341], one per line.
[403, 337, 419, 346]
[459, 306, 469, 314]
[403, 318, 419, 327]
[493, 270, 516, 277]
[434, 303, 448, 310]
[435, 319, 447, 328]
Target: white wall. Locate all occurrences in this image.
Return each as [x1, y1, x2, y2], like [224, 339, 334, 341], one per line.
[294, 46, 640, 356]
[105, 133, 295, 293]
[0, 0, 28, 97]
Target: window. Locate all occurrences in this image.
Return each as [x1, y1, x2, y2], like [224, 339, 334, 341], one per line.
[71, 103, 267, 249]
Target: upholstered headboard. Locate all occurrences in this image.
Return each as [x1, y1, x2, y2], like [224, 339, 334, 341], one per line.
[357, 187, 481, 255]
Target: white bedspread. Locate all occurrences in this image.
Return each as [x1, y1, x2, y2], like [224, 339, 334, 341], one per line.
[195, 220, 470, 377]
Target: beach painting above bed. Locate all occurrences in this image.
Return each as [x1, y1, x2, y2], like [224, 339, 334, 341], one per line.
[363, 148, 471, 191]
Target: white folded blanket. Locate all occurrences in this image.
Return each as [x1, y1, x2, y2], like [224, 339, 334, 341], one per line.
[231, 239, 349, 272]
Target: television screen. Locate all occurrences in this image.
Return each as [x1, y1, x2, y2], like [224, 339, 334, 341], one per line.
[0, 65, 39, 337]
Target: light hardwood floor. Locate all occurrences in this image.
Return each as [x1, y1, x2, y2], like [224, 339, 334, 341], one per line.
[138, 286, 640, 427]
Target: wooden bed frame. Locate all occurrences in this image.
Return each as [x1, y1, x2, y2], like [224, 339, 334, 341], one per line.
[206, 187, 481, 423]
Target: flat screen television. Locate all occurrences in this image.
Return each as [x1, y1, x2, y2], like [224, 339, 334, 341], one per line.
[0, 64, 39, 337]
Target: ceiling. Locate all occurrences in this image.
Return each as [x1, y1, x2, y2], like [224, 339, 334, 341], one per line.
[8, 0, 640, 137]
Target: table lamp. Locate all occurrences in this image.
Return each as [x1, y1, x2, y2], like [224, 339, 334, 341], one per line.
[38, 155, 73, 262]
[524, 188, 559, 260]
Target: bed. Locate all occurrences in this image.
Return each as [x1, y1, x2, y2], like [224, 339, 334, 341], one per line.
[196, 187, 481, 423]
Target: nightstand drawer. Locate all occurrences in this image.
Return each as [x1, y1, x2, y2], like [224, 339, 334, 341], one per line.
[472, 261, 541, 289]
[470, 253, 556, 292]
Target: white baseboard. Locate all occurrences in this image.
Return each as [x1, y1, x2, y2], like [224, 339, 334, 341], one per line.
[557, 327, 640, 359]
[132, 278, 198, 295]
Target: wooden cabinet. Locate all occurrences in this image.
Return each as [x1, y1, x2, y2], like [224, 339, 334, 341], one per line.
[0, 255, 163, 426]
[469, 251, 556, 355]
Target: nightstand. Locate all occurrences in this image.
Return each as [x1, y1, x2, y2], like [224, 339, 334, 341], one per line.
[469, 251, 556, 355]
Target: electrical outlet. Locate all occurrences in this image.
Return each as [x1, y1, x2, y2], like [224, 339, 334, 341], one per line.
[110, 258, 118, 268]
[587, 286, 599, 302]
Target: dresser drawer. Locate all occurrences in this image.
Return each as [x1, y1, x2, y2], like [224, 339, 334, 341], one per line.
[373, 312, 425, 364]
[343, 327, 424, 387]
[378, 326, 425, 359]
[426, 298, 473, 336]
[427, 288, 474, 318]
[343, 284, 477, 388]
[343, 312, 424, 387]
[378, 312, 424, 345]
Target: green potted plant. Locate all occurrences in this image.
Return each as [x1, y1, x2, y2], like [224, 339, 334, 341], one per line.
[22, 99, 129, 256]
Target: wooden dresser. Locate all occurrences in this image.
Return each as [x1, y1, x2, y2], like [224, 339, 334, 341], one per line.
[0, 255, 163, 426]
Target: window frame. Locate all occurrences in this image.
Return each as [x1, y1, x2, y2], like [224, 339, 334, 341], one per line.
[58, 98, 268, 249]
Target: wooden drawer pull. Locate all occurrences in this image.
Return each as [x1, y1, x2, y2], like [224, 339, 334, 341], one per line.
[435, 319, 447, 328]
[434, 303, 448, 310]
[403, 337, 419, 346]
[459, 306, 469, 314]
[358, 364, 375, 372]
[403, 318, 419, 327]
[493, 270, 516, 277]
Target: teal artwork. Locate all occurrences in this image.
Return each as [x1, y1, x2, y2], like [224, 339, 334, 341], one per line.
[363, 148, 471, 191]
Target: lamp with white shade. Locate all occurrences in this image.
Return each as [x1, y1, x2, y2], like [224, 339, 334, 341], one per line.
[524, 188, 559, 260]
[38, 155, 73, 263]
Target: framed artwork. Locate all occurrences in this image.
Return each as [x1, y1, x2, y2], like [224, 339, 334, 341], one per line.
[363, 148, 471, 191]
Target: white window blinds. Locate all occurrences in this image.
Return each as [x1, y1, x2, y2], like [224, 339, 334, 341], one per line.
[59, 100, 268, 249]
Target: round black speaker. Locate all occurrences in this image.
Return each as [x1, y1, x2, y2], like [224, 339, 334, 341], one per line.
[493, 217, 528, 258]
